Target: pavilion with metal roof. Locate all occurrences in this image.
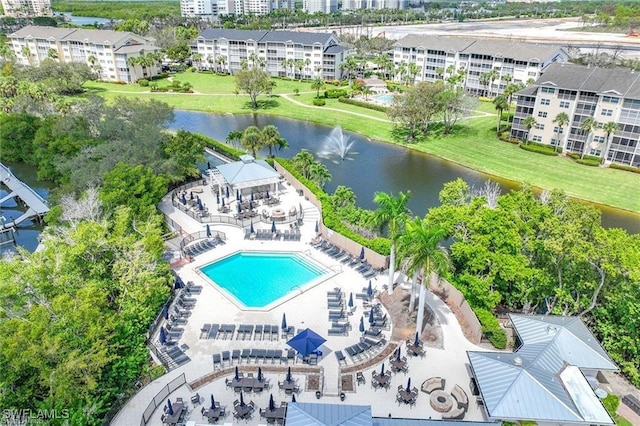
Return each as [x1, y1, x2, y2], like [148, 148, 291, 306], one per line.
[468, 314, 618, 425]
[210, 155, 280, 193]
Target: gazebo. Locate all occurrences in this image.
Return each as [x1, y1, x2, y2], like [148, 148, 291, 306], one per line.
[210, 155, 280, 197]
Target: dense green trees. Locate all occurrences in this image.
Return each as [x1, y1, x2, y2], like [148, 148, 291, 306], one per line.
[234, 68, 276, 109]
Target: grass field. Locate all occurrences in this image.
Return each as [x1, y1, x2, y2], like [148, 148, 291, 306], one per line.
[82, 74, 640, 213]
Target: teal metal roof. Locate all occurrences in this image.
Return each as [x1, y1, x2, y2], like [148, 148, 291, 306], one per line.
[215, 155, 280, 188]
[286, 402, 372, 426]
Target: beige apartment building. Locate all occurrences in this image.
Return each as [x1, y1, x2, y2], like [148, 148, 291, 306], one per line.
[511, 63, 640, 168]
[9, 26, 161, 83]
[195, 29, 348, 80]
[1, 0, 51, 17]
[393, 35, 568, 96]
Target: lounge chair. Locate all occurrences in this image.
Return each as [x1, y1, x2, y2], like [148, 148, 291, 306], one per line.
[212, 353, 222, 370]
[232, 349, 241, 364]
[208, 324, 220, 339]
[222, 350, 230, 365]
[200, 324, 211, 339]
[241, 349, 251, 363]
[254, 325, 263, 340]
[335, 350, 347, 365]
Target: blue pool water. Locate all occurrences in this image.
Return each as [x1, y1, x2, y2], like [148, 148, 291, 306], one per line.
[373, 94, 393, 104]
[200, 252, 324, 308]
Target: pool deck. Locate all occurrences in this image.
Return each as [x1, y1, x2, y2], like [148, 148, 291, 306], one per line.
[111, 176, 490, 425]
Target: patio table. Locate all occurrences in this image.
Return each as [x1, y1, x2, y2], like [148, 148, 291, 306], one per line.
[398, 390, 417, 404]
[264, 407, 286, 421]
[390, 359, 407, 372]
[373, 373, 391, 387]
[406, 344, 423, 357]
[234, 404, 253, 419]
[163, 401, 185, 425]
[204, 407, 223, 422]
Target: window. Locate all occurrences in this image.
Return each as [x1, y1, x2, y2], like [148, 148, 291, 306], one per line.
[532, 135, 542, 142]
[551, 138, 559, 145]
[541, 87, 555, 94]
[594, 136, 605, 143]
[553, 126, 564, 134]
[602, 96, 619, 104]
[538, 111, 548, 118]
[540, 99, 550, 106]
[560, 101, 570, 108]
[601, 109, 613, 117]
[535, 123, 545, 130]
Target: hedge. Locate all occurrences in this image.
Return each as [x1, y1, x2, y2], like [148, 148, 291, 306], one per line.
[519, 143, 559, 156]
[312, 98, 326, 106]
[276, 158, 391, 255]
[338, 97, 389, 113]
[610, 163, 640, 174]
[325, 89, 349, 99]
[187, 132, 244, 161]
[576, 158, 600, 167]
[475, 308, 507, 349]
[566, 152, 601, 162]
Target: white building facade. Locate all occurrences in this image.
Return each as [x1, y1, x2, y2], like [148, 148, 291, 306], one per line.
[302, 0, 337, 14]
[341, 0, 406, 10]
[9, 26, 161, 83]
[511, 63, 640, 168]
[195, 29, 348, 80]
[180, 0, 218, 19]
[393, 35, 568, 96]
[1, 0, 51, 17]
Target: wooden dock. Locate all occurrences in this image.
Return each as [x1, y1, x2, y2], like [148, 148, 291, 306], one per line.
[0, 163, 49, 231]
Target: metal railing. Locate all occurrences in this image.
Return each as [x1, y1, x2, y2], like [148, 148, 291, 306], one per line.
[140, 373, 187, 426]
[179, 230, 227, 253]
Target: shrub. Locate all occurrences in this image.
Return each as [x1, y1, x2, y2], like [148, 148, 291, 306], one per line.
[312, 98, 326, 106]
[338, 97, 389, 113]
[576, 158, 600, 167]
[610, 163, 640, 174]
[386, 82, 405, 93]
[602, 394, 619, 418]
[137, 79, 149, 87]
[519, 143, 559, 156]
[478, 96, 493, 103]
[325, 89, 348, 99]
[184, 132, 244, 161]
[475, 308, 507, 349]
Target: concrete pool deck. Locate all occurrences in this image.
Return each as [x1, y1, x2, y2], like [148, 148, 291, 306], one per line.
[111, 175, 490, 425]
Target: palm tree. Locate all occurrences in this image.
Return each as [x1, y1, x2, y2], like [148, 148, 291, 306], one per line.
[192, 53, 203, 71]
[261, 125, 283, 158]
[304, 58, 311, 78]
[309, 162, 331, 189]
[522, 116, 537, 145]
[286, 58, 296, 79]
[396, 218, 451, 335]
[552, 112, 570, 153]
[602, 121, 619, 164]
[47, 48, 58, 60]
[295, 59, 305, 81]
[241, 126, 263, 158]
[362, 86, 372, 101]
[311, 77, 325, 98]
[487, 69, 499, 97]
[407, 62, 421, 85]
[580, 117, 598, 159]
[216, 56, 227, 73]
[493, 95, 509, 135]
[479, 72, 491, 97]
[21, 46, 32, 66]
[226, 130, 243, 148]
[293, 151, 315, 179]
[369, 191, 411, 295]
[340, 56, 358, 84]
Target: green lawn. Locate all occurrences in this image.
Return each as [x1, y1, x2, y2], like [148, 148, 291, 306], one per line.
[82, 74, 640, 213]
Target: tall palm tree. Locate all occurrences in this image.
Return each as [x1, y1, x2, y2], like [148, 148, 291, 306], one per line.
[552, 112, 570, 153]
[295, 59, 305, 81]
[601, 121, 619, 164]
[261, 125, 282, 158]
[21, 46, 32, 66]
[304, 58, 311, 78]
[47, 48, 58, 60]
[309, 162, 331, 189]
[493, 95, 509, 135]
[522, 116, 537, 145]
[192, 53, 203, 72]
[311, 77, 325, 98]
[396, 219, 451, 334]
[407, 62, 421, 85]
[241, 126, 263, 158]
[226, 130, 243, 148]
[293, 151, 315, 179]
[369, 191, 411, 295]
[580, 117, 598, 159]
[479, 72, 491, 97]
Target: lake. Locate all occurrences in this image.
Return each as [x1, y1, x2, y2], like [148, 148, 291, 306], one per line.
[170, 110, 640, 234]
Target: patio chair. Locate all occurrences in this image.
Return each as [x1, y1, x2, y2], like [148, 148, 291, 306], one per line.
[222, 350, 230, 366]
[208, 324, 219, 339]
[200, 324, 211, 339]
[287, 349, 296, 364]
[356, 372, 366, 385]
[191, 393, 200, 405]
[232, 349, 241, 364]
[254, 325, 263, 340]
[335, 350, 347, 365]
[271, 325, 279, 340]
[212, 353, 222, 370]
[241, 349, 251, 364]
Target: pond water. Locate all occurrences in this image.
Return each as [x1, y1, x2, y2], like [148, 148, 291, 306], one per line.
[59, 12, 111, 26]
[170, 110, 640, 234]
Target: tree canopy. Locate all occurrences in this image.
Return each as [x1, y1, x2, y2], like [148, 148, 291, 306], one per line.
[234, 68, 275, 109]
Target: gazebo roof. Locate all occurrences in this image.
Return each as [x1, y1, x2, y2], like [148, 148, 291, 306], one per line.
[215, 155, 280, 189]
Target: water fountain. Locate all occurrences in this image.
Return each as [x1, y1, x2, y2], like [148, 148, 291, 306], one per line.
[317, 126, 355, 162]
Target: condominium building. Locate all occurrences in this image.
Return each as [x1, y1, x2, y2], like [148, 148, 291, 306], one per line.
[393, 35, 568, 96]
[1, 0, 51, 17]
[341, 0, 406, 10]
[511, 62, 640, 168]
[8, 26, 161, 83]
[180, 0, 218, 19]
[195, 29, 348, 80]
[180, 0, 293, 17]
[302, 0, 337, 14]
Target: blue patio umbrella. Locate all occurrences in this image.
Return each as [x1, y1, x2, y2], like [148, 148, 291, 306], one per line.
[348, 293, 354, 308]
[271, 220, 276, 233]
[251, 192, 254, 201]
[315, 220, 319, 234]
[175, 276, 184, 289]
[381, 363, 385, 376]
[414, 332, 420, 347]
[206, 224, 211, 238]
[235, 366, 239, 380]
[239, 391, 245, 406]
[367, 280, 373, 297]
[250, 221, 254, 233]
[258, 367, 263, 382]
[286, 366, 292, 383]
[216, 193, 220, 204]
[359, 316, 365, 333]
[406, 378, 412, 393]
[359, 247, 365, 261]
[167, 399, 174, 416]
[269, 394, 275, 411]
[181, 193, 187, 205]
[291, 394, 296, 403]
[286, 328, 326, 357]
[162, 304, 168, 320]
[249, 200, 254, 210]
[159, 327, 167, 344]
[222, 198, 225, 207]
[239, 193, 243, 203]
[236, 189, 239, 201]
[190, 191, 194, 200]
[368, 308, 375, 324]
[226, 186, 230, 198]
[210, 394, 215, 409]
[281, 313, 287, 331]
[266, 190, 270, 198]
[237, 203, 242, 213]
[396, 346, 402, 361]
[197, 198, 203, 211]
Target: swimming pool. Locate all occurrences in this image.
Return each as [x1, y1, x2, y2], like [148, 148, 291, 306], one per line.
[200, 252, 325, 308]
[373, 94, 393, 104]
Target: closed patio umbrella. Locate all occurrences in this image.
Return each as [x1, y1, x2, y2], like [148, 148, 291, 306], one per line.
[258, 367, 263, 382]
[167, 399, 174, 416]
[236, 189, 239, 201]
[359, 317, 365, 333]
[266, 190, 270, 198]
[348, 293, 354, 308]
[396, 346, 402, 361]
[206, 224, 211, 238]
[271, 220, 276, 233]
[292, 394, 296, 403]
[281, 313, 287, 331]
[368, 308, 375, 324]
[159, 327, 167, 344]
[210, 394, 216, 410]
[314, 220, 319, 234]
[162, 304, 168, 320]
[197, 198, 203, 210]
[240, 391, 245, 406]
[414, 332, 420, 347]
[235, 366, 239, 380]
[239, 193, 243, 203]
[181, 194, 187, 205]
[406, 378, 411, 393]
[249, 200, 254, 210]
[381, 363, 385, 376]
[226, 186, 230, 198]
[250, 221, 254, 234]
[286, 366, 292, 383]
[359, 247, 365, 261]
[216, 193, 220, 204]
[190, 191, 194, 200]
[367, 280, 373, 297]
[269, 394, 275, 411]
[251, 192, 254, 201]
[237, 203, 242, 213]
